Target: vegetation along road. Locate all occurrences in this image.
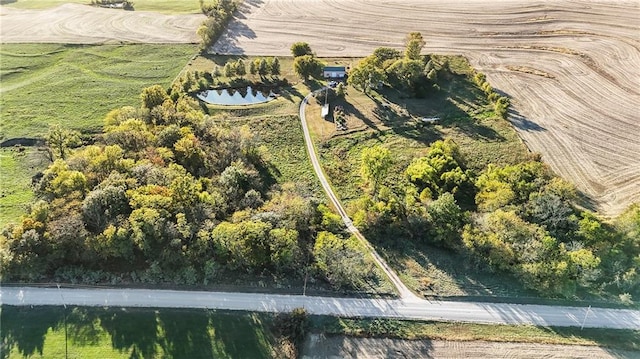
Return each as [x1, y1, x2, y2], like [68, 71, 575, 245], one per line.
[300, 90, 416, 300]
[2, 286, 639, 330]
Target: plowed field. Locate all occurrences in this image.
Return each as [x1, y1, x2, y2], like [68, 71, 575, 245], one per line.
[0, 3, 204, 43]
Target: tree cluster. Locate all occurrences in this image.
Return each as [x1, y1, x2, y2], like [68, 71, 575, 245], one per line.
[473, 72, 510, 118]
[348, 32, 439, 96]
[0, 85, 375, 291]
[350, 141, 639, 298]
[290, 42, 324, 81]
[197, 0, 238, 50]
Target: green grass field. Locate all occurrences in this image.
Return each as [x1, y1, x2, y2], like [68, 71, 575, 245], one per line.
[2, 0, 202, 14]
[0, 147, 49, 227]
[0, 44, 197, 140]
[4, 305, 636, 359]
[2, 306, 279, 359]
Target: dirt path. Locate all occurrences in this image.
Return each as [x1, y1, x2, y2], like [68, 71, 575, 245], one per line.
[213, 0, 640, 217]
[0, 3, 204, 43]
[302, 335, 638, 359]
[300, 90, 417, 300]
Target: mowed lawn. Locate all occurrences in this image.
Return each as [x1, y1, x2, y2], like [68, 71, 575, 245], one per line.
[2, 306, 279, 359]
[2, 0, 202, 13]
[0, 44, 197, 140]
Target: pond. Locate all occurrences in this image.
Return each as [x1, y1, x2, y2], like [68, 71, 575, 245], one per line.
[197, 86, 275, 106]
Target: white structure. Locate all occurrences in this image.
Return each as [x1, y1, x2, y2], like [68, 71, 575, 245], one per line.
[323, 66, 346, 78]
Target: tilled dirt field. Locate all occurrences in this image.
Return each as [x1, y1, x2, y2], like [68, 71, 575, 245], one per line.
[302, 335, 638, 359]
[0, 3, 204, 43]
[1, 1, 638, 216]
[213, 0, 640, 217]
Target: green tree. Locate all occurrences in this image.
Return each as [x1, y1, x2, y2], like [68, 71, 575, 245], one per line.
[224, 62, 235, 77]
[249, 59, 258, 75]
[404, 32, 426, 60]
[348, 56, 386, 94]
[235, 59, 246, 77]
[427, 192, 465, 247]
[46, 124, 81, 160]
[290, 42, 313, 57]
[293, 55, 323, 80]
[269, 57, 281, 76]
[360, 146, 392, 200]
[371, 47, 401, 67]
[387, 58, 424, 90]
[140, 85, 169, 110]
[258, 58, 269, 77]
[313, 232, 373, 290]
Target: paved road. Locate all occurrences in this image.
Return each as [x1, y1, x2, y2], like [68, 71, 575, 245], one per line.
[299, 91, 416, 299]
[2, 286, 639, 329]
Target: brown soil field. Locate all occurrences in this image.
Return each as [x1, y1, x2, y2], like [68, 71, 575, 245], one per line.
[1, 1, 638, 216]
[212, 0, 640, 217]
[302, 335, 639, 359]
[0, 3, 204, 43]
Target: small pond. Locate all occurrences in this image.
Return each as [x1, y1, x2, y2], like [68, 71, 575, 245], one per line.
[197, 86, 276, 106]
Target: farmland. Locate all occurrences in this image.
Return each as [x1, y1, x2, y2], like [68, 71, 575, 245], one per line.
[212, 0, 640, 217]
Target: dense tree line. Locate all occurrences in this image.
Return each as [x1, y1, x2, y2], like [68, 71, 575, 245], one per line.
[197, 0, 238, 50]
[0, 86, 376, 291]
[351, 140, 639, 299]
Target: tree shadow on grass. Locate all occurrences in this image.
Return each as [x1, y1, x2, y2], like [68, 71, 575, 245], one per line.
[98, 308, 160, 358]
[1, 306, 277, 359]
[1, 305, 61, 358]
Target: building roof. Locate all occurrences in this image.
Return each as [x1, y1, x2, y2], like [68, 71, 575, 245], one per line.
[321, 104, 330, 117]
[323, 66, 346, 72]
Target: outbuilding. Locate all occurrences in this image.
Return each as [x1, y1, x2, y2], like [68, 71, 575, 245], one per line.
[323, 66, 346, 78]
[321, 103, 330, 120]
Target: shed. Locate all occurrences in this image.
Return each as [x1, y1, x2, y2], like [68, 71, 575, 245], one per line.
[323, 66, 346, 78]
[321, 104, 330, 120]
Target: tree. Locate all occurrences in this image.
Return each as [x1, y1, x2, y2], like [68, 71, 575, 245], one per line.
[249, 60, 257, 75]
[427, 192, 465, 247]
[360, 145, 392, 200]
[386, 59, 424, 90]
[223, 62, 235, 77]
[269, 57, 281, 76]
[293, 55, 322, 80]
[235, 59, 246, 77]
[313, 232, 373, 290]
[258, 58, 269, 77]
[290, 42, 313, 57]
[372, 47, 401, 67]
[348, 56, 386, 94]
[404, 32, 426, 60]
[140, 85, 169, 110]
[405, 139, 468, 197]
[46, 124, 81, 160]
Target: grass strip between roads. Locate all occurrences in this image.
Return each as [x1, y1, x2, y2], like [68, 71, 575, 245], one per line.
[312, 316, 640, 352]
[2, 305, 638, 359]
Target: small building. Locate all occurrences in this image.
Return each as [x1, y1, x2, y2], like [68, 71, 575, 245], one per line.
[323, 66, 346, 78]
[321, 104, 330, 120]
[421, 117, 440, 124]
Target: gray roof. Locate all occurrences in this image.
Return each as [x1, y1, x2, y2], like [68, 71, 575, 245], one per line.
[323, 66, 346, 72]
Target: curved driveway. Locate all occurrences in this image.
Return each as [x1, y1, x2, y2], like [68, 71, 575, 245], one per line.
[300, 91, 416, 300]
[2, 286, 639, 329]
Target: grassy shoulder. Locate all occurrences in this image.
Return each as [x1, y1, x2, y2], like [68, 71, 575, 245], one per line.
[2, 305, 280, 359]
[2, 0, 202, 13]
[312, 316, 640, 352]
[0, 43, 197, 140]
